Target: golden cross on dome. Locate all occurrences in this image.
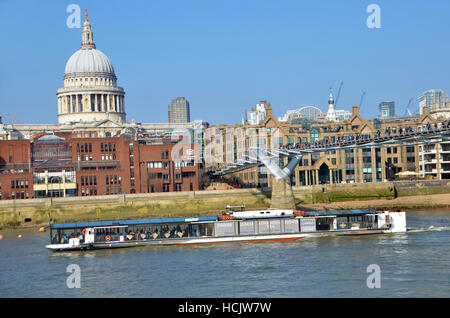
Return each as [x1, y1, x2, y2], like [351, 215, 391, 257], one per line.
[85, 8, 88, 21]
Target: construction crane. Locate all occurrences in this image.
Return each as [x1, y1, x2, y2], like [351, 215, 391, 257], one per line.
[8, 114, 19, 125]
[334, 81, 344, 109]
[359, 92, 366, 110]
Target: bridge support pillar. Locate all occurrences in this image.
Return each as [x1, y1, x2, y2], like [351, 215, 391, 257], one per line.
[270, 178, 296, 210]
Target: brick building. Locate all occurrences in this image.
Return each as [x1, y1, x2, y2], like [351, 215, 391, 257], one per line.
[0, 132, 200, 200]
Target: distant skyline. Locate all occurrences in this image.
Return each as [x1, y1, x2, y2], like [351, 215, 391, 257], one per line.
[1, 0, 450, 125]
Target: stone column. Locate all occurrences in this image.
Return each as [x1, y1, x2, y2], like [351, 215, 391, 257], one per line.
[107, 94, 111, 112]
[315, 169, 319, 185]
[305, 169, 309, 185]
[101, 94, 105, 112]
[329, 169, 333, 184]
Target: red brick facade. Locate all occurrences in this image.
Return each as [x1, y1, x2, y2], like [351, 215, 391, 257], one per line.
[0, 133, 200, 200]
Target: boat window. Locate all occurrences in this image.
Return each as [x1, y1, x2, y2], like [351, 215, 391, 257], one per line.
[123, 223, 190, 240]
[94, 227, 125, 242]
[190, 223, 215, 237]
[316, 217, 332, 231]
[239, 220, 255, 235]
[53, 228, 84, 244]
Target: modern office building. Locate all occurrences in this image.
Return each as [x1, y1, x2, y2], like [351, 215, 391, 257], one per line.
[418, 89, 450, 119]
[378, 101, 395, 118]
[168, 97, 191, 124]
[419, 89, 445, 115]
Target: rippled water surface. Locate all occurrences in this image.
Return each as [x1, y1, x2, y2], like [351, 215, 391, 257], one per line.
[0, 209, 449, 297]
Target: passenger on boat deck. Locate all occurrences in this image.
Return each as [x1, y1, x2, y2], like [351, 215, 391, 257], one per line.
[140, 232, 146, 240]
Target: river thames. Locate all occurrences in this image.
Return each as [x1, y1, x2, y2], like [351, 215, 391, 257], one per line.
[0, 209, 449, 298]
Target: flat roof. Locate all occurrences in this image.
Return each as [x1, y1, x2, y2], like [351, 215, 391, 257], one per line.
[50, 216, 219, 229]
[304, 209, 377, 217]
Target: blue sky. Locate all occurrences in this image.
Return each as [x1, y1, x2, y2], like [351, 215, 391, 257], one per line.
[1, 0, 450, 125]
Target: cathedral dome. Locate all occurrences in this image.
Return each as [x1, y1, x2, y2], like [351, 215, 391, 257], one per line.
[57, 9, 126, 125]
[65, 48, 115, 76]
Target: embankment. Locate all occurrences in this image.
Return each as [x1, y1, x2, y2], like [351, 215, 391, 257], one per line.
[0, 189, 269, 228]
[1, 180, 450, 229]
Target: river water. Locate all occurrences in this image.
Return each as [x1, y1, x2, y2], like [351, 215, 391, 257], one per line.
[0, 209, 449, 298]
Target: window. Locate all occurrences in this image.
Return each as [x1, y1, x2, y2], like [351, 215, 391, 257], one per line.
[310, 128, 319, 143]
[147, 161, 162, 169]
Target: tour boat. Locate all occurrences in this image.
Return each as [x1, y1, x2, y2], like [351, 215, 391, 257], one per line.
[45, 207, 407, 251]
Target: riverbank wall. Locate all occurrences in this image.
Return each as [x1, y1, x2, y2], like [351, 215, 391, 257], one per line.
[0, 189, 269, 228]
[1, 180, 450, 228]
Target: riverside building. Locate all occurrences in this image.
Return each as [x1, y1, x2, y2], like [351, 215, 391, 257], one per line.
[0, 132, 200, 200]
[204, 104, 442, 188]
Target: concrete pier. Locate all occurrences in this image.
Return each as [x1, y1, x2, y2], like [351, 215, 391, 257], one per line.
[270, 178, 296, 210]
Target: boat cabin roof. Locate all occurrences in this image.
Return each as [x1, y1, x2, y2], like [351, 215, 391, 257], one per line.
[303, 209, 377, 217]
[50, 216, 219, 229]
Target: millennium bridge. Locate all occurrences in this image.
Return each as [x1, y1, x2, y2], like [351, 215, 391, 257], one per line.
[208, 121, 450, 209]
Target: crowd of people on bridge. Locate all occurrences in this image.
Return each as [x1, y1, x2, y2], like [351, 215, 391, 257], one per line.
[278, 120, 450, 151]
